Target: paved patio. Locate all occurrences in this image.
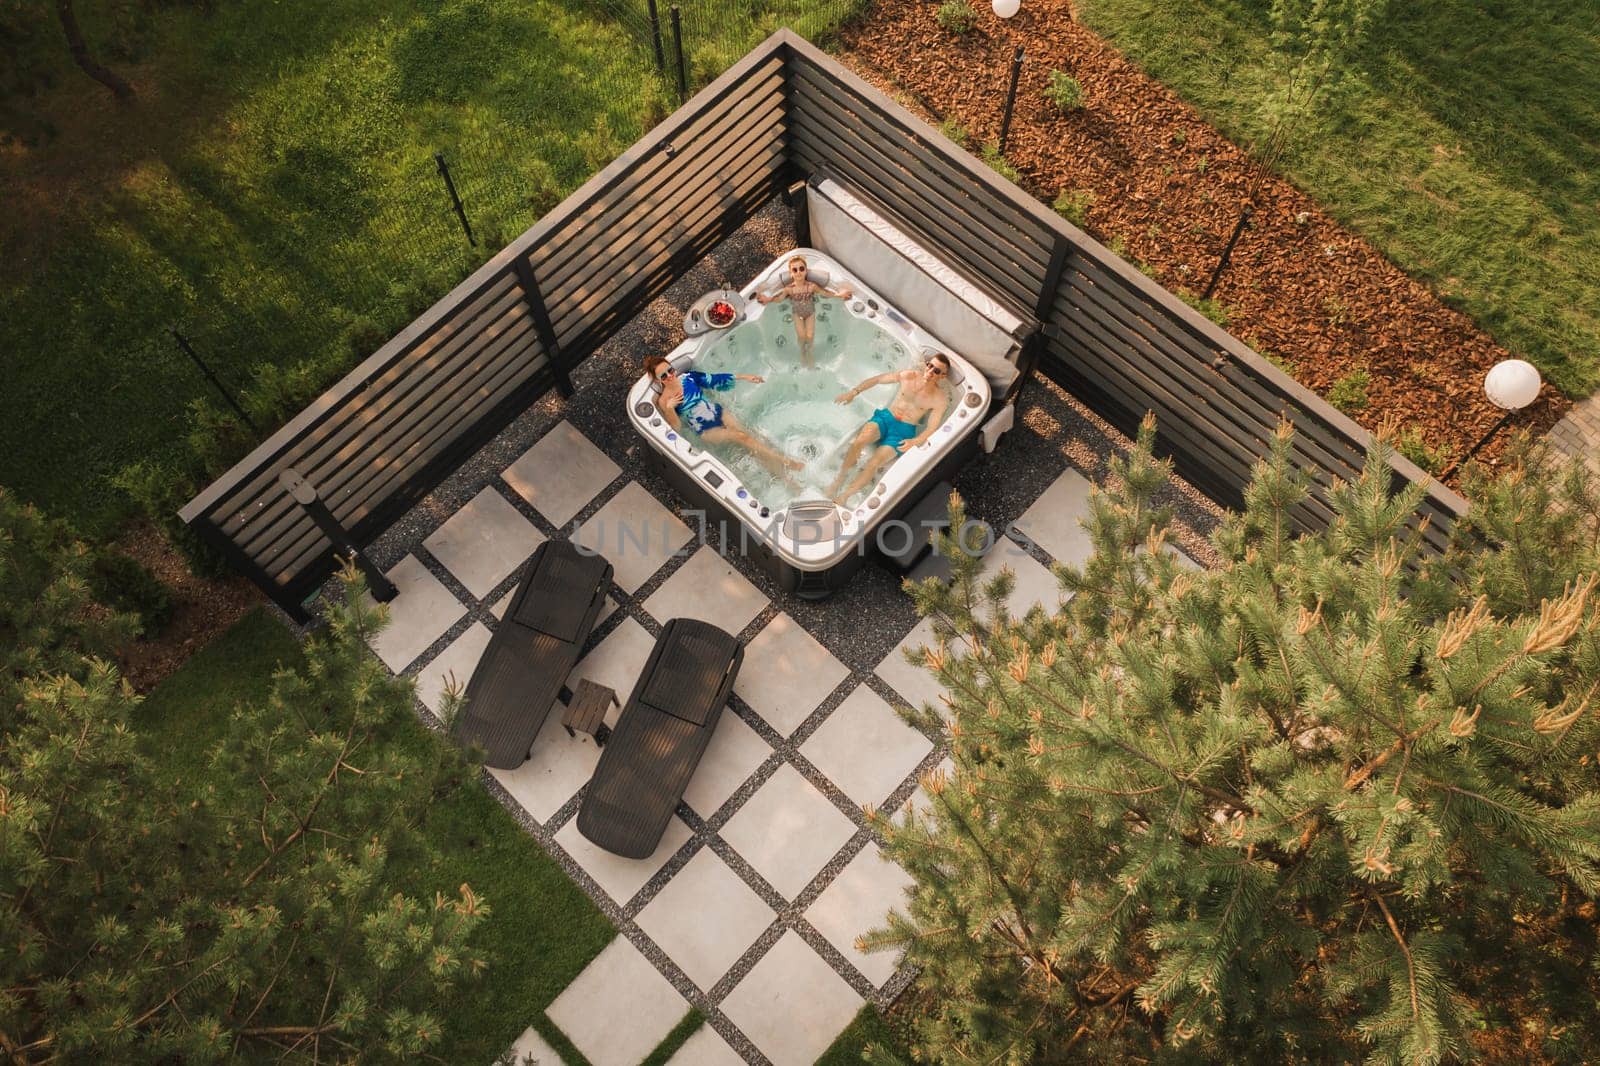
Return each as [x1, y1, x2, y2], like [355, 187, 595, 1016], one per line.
[344, 202, 1218, 1065]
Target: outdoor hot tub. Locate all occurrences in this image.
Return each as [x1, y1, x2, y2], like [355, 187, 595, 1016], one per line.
[628, 178, 1032, 597]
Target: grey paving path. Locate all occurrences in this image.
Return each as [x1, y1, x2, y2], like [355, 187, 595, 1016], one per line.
[1547, 394, 1600, 482]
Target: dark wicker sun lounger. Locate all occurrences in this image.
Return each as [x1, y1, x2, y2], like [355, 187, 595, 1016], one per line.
[452, 540, 613, 769]
[576, 618, 743, 858]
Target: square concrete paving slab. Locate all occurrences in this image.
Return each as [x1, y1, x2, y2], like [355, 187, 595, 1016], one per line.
[801, 684, 933, 810]
[554, 814, 692, 909]
[547, 937, 686, 1066]
[635, 848, 774, 992]
[979, 538, 1065, 619]
[643, 545, 768, 634]
[1011, 467, 1095, 568]
[876, 542, 1060, 716]
[891, 755, 956, 828]
[365, 555, 466, 672]
[805, 841, 916, 987]
[503, 420, 621, 528]
[720, 931, 863, 1066]
[874, 616, 947, 717]
[573, 482, 693, 593]
[413, 622, 492, 715]
[504, 1025, 565, 1066]
[683, 712, 772, 819]
[423, 487, 545, 599]
[487, 711, 602, 823]
[570, 616, 657, 703]
[734, 613, 849, 737]
[666, 1025, 743, 1066]
[720, 764, 857, 899]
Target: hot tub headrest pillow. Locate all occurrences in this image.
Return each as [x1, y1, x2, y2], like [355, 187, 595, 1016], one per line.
[760, 265, 831, 296]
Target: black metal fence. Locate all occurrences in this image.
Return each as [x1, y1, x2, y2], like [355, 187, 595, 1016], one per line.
[182, 31, 1466, 620]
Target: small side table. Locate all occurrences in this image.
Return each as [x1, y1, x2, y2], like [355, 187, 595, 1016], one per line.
[563, 678, 618, 746]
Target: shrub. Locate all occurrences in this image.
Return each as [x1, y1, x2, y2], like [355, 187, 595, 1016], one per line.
[1396, 425, 1455, 474]
[90, 551, 175, 637]
[1326, 367, 1371, 412]
[1044, 70, 1085, 112]
[1178, 288, 1233, 328]
[936, 0, 977, 33]
[980, 143, 1020, 182]
[1052, 187, 1096, 228]
[938, 118, 970, 146]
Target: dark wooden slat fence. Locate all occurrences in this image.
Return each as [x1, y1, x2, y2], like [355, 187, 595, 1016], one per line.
[182, 30, 1466, 620]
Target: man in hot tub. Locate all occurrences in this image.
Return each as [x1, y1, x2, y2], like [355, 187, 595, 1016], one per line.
[644, 354, 802, 476]
[827, 352, 952, 505]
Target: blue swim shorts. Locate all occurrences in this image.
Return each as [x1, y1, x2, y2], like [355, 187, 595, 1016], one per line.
[870, 407, 920, 453]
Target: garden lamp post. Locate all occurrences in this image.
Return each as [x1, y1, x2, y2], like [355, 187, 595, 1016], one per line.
[993, 0, 1023, 153]
[1438, 359, 1542, 480]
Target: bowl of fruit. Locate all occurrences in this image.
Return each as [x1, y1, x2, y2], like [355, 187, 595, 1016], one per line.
[706, 299, 737, 328]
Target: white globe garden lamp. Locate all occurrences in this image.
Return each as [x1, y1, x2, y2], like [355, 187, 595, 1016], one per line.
[993, 0, 1022, 17]
[1440, 359, 1542, 479]
[1484, 359, 1542, 412]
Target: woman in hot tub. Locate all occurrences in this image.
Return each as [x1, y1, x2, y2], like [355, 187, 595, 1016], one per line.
[644, 355, 803, 476]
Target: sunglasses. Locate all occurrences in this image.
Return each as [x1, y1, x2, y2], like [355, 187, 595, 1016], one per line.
[924, 360, 948, 376]
[654, 367, 677, 383]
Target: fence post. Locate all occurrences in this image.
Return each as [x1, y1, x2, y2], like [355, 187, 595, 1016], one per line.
[647, 0, 666, 75]
[169, 327, 260, 434]
[999, 46, 1024, 154]
[434, 152, 476, 247]
[278, 469, 398, 602]
[513, 256, 574, 397]
[1017, 232, 1072, 394]
[669, 4, 687, 103]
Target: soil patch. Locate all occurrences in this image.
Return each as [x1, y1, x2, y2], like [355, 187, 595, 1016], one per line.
[111, 522, 262, 692]
[836, 0, 1566, 484]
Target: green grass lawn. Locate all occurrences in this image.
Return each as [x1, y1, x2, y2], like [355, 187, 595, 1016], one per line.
[0, 0, 863, 538]
[818, 1005, 909, 1063]
[135, 608, 616, 1062]
[1079, 0, 1600, 398]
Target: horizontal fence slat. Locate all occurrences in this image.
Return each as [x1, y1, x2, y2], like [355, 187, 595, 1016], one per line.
[263, 341, 552, 578]
[219, 281, 531, 539]
[545, 143, 786, 341]
[537, 68, 787, 290]
[238, 312, 543, 563]
[785, 68, 1050, 303]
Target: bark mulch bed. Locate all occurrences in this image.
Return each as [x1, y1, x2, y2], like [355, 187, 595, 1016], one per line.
[112, 522, 262, 692]
[835, 0, 1566, 486]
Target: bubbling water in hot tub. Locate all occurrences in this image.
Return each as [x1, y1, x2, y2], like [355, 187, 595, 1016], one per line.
[688, 300, 946, 510]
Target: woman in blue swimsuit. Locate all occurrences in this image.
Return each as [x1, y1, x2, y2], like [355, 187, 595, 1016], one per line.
[644, 355, 802, 475]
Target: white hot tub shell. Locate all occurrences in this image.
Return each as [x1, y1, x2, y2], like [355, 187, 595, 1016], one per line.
[627, 178, 1029, 598]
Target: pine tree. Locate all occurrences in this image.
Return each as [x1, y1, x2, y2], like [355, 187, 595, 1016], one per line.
[1, 490, 490, 1064]
[866, 422, 1600, 1064]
